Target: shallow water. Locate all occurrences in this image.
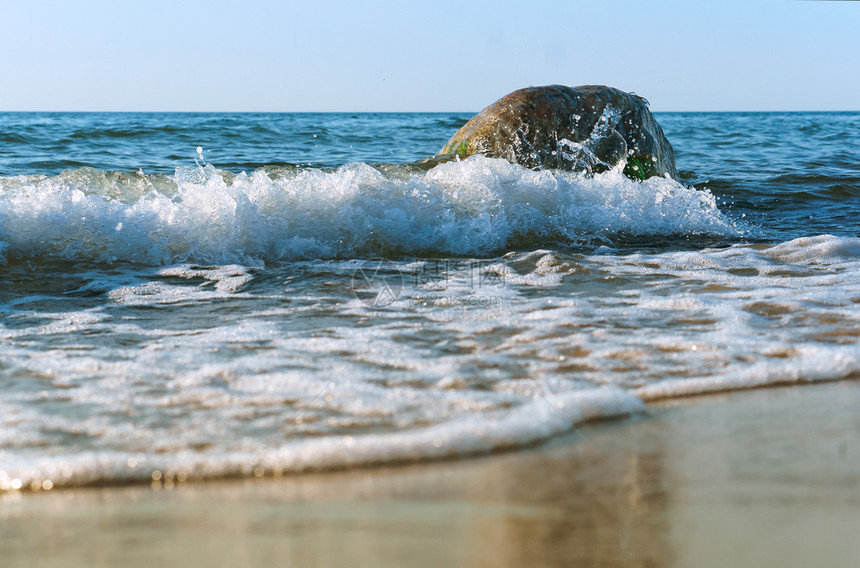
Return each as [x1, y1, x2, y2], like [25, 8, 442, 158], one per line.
[1, 110, 858, 490]
[4, 381, 858, 568]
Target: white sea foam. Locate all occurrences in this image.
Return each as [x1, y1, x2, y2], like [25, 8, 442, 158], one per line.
[634, 345, 860, 400]
[2, 161, 859, 492]
[0, 157, 739, 264]
[0, 389, 643, 489]
[1, 235, 858, 491]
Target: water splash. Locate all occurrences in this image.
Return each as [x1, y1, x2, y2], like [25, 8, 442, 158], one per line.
[0, 156, 741, 265]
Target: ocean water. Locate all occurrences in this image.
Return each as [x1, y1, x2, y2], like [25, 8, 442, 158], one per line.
[1, 110, 858, 491]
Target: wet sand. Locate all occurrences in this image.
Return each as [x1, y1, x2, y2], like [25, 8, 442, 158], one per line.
[2, 380, 859, 568]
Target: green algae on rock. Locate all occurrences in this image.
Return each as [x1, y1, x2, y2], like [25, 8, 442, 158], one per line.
[438, 85, 678, 181]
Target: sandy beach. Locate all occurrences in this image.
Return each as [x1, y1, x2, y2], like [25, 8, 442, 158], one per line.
[2, 379, 858, 568]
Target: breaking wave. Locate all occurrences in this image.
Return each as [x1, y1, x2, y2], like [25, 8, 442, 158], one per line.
[0, 156, 741, 265]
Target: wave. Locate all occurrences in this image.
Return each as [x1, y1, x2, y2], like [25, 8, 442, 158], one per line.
[2, 359, 857, 491]
[0, 389, 644, 490]
[0, 156, 741, 265]
[2, 234, 860, 491]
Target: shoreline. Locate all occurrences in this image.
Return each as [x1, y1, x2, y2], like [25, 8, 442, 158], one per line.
[2, 379, 858, 567]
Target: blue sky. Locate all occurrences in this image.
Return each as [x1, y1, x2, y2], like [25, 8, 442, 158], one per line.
[1, 0, 857, 112]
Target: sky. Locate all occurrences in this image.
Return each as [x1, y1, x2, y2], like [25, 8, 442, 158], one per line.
[1, 0, 858, 112]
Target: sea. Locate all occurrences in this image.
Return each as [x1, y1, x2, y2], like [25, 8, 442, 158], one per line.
[1, 110, 858, 491]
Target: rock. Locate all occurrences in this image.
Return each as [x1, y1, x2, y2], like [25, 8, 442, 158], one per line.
[438, 85, 678, 181]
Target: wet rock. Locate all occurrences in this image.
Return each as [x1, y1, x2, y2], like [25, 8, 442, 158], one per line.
[438, 85, 678, 180]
